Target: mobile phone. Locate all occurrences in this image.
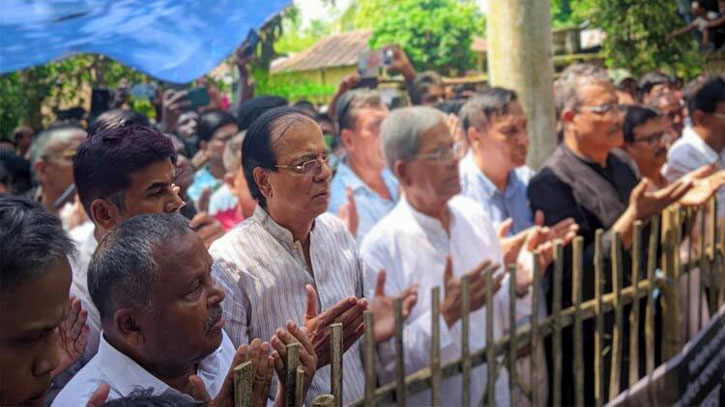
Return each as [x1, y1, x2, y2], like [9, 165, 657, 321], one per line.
[241, 29, 259, 58]
[382, 46, 394, 69]
[353, 76, 379, 89]
[187, 88, 210, 110]
[90, 88, 113, 119]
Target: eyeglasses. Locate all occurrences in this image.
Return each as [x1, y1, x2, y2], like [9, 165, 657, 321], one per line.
[275, 154, 330, 177]
[631, 132, 669, 146]
[43, 149, 77, 162]
[415, 142, 466, 162]
[579, 103, 624, 115]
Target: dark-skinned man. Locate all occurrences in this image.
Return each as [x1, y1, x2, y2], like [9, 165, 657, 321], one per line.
[53, 213, 317, 406]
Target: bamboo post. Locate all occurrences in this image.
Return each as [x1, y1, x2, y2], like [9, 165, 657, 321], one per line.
[330, 323, 343, 407]
[285, 343, 300, 407]
[684, 210, 693, 342]
[431, 286, 441, 407]
[593, 229, 605, 407]
[718, 200, 725, 307]
[233, 361, 253, 407]
[363, 311, 376, 407]
[530, 252, 541, 407]
[486, 269, 496, 407]
[295, 367, 305, 407]
[552, 241, 564, 407]
[699, 208, 706, 331]
[709, 198, 718, 309]
[572, 237, 584, 406]
[609, 232, 623, 400]
[661, 207, 683, 360]
[508, 264, 518, 407]
[629, 221, 642, 387]
[312, 395, 335, 407]
[461, 275, 471, 407]
[394, 298, 406, 407]
[645, 215, 660, 376]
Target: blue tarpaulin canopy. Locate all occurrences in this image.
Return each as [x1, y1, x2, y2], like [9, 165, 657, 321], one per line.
[0, 0, 289, 83]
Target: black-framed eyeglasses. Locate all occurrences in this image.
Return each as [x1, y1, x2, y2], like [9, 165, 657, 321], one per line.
[275, 154, 330, 177]
[415, 142, 466, 162]
[632, 132, 669, 146]
[579, 103, 624, 115]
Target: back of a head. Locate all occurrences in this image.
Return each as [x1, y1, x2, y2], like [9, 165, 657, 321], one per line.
[236, 96, 289, 131]
[623, 106, 661, 143]
[88, 109, 151, 139]
[638, 71, 671, 99]
[102, 388, 205, 407]
[242, 106, 311, 208]
[459, 87, 518, 132]
[0, 195, 75, 298]
[381, 106, 446, 170]
[74, 122, 176, 217]
[197, 109, 237, 142]
[293, 100, 317, 116]
[29, 122, 86, 165]
[88, 213, 191, 323]
[335, 89, 382, 133]
[689, 76, 725, 117]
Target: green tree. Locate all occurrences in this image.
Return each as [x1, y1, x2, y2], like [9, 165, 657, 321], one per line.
[367, 0, 484, 76]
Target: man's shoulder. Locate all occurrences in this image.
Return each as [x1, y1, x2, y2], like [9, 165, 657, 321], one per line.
[360, 201, 408, 253]
[52, 358, 108, 407]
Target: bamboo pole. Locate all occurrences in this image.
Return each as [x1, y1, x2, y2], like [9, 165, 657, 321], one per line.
[485, 269, 495, 407]
[312, 395, 335, 407]
[552, 241, 564, 407]
[364, 311, 376, 407]
[646, 215, 660, 376]
[295, 367, 305, 407]
[699, 208, 706, 331]
[508, 264, 518, 407]
[394, 298, 406, 407]
[530, 252, 541, 407]
[572, 237, 584, 407]
[430, 287, 441, 407]
[285, 343, 300, 407]
[609, 232, 623, 400]
[593, 229, 605, 407]
[629, 221, 642, 387]
[330, 323, 343, 407]
[233, 361, 253, 407]
[461, 275, 471, 407]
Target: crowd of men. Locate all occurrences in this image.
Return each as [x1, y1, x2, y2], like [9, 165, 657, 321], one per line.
[1, 41, 725, 407]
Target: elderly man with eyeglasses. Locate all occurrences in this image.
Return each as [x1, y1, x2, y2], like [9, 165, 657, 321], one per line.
[210, 106, 418, 406]
[27, 123, 86, 218]
[528, 64, 696, 405]
[360, 106, 560, 406]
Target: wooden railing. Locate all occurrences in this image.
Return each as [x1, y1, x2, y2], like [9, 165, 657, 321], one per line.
[234, 199, 725, 407]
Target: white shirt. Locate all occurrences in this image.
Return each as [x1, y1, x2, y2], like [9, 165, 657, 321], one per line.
[52, 331, 235, 407]
[210, 206, 365, 406]
[360, 195, 547, 406]
[664, 126, 725, 218]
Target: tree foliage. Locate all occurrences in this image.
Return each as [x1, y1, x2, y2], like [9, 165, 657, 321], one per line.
[551, 0, 702, 77]
[367, 0, 484, 76]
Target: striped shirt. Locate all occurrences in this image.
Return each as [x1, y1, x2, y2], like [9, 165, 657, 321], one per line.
[210, 205, 365, 406]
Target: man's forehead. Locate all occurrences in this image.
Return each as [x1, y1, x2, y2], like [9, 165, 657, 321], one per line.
[130, 160, 175, 185]
[272, 120, 324, 156]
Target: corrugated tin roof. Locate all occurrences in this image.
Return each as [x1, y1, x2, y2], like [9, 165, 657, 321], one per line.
[271, 30, 372, 73]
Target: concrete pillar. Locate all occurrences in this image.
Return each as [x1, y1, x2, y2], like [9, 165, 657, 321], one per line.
[487, 0, 556, 170]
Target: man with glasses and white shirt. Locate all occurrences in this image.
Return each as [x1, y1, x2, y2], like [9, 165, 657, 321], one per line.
[360, 106, 565, 406]
[210, 106, 417, 406]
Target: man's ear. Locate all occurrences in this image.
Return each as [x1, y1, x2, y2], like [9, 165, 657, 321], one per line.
[33, 161, 47, 184]
[393, 160, 411, 187]
[340, 128, 354, 151]
[89, 198, 121, 232]
[467, 126, 482, 148]
[253, 167, 272, 201]
[561, 108, 576, 124]
[113, 308, 145, 348]
[691, 109, 705, 127]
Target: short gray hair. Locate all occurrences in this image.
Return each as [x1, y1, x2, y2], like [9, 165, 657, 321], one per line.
[29, 125, 85, 165]
[380, 106, 446, 170]
[88, 213, 193, 321]
[336, 89, 383, 131]
[554, 63, 610, 116]
[459, 87, 519, 132]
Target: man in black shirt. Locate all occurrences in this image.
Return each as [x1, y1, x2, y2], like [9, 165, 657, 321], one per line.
[528, 64, 692, 405]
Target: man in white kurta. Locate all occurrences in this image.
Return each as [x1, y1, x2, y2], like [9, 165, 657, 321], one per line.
[361, 106, 549, 406]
